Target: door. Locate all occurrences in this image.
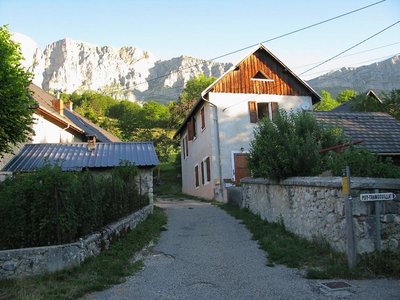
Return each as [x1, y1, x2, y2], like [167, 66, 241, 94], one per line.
[233, 153, 250, 184]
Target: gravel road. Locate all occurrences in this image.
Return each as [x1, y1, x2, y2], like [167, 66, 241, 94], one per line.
[85, 199, 400, 300]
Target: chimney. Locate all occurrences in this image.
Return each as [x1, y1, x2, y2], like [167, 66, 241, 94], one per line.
[66, 100, 73, 111]
[52, 91, 64, 117]
[87, 135, 96, 151]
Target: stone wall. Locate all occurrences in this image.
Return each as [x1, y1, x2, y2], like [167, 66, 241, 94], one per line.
[241, 177, 400, 254]
[0, 205, 152, 278]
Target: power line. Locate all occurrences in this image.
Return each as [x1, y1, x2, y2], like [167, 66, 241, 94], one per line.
[300, 20, 400, 76]
[302, 52, 399, 78]
[294, 41, 400, 69]
[105, 0, 386, 93]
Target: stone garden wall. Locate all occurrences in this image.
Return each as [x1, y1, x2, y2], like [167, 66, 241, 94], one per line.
[0, 205, 152, 278]
[240, 177, 400, 254]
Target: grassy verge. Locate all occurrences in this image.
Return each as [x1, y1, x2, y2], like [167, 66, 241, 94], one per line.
[219, 203, 400, 279]
[153, 162, 182, 198]
[0, 207, 167, 300]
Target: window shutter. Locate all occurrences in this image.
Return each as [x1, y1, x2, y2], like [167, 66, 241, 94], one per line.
[206, 157, 211, 182]
[195, 165, 199, 187]
[187, 118, 194, 140]
[182, 138, 186, 159]
[201, 161, 205, 184]
[185, 136, 189, 157]
[248, 101, 258, 123]
[271, 102, 279, 121]
[200, 107, 205, 129]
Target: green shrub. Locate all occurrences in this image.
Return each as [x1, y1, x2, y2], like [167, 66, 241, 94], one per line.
[324, 147, 400, 178]
[248, 110, 344, 180]
[0, 163, 145, 250]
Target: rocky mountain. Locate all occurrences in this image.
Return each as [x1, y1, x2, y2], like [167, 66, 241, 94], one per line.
[307, 54, 400, 97]
[13, 34, 232, 104]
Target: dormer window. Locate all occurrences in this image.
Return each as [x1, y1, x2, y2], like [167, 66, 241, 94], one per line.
[251, 71, 274, 82]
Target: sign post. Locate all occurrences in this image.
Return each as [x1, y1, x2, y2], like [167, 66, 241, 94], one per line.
[360, 191, 396, 252]
[343, 166, 356, 268]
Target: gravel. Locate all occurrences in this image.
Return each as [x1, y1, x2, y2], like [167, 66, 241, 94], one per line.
[84, 200, 400, 300]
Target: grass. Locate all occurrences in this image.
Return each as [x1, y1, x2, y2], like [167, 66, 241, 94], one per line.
[219, 203, 400, 279]
[153, 162, 182, 197]
[0, 207, 167, 300]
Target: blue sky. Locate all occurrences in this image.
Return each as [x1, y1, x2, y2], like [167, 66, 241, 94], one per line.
[1, 0, 399, 79]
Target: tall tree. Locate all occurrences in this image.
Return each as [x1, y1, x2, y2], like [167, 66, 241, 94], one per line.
[313, 90, 340, 111]
[169, 74, 216, 128]
[382, 89, 400, 121]
[0, 25, 35, 157]
[336, 89, 357, 103]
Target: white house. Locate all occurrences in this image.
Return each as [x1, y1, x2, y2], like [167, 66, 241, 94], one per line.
[0, 84, 120, 169]
[174, 44, 321, 201]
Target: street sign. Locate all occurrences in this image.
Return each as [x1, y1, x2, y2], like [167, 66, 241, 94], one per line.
[360, 192, 397, 202]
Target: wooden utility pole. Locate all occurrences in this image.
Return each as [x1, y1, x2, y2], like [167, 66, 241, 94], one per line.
[343, 166, 356, 268]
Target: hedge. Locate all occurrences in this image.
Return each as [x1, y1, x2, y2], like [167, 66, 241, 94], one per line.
[0, 163, 147, 250]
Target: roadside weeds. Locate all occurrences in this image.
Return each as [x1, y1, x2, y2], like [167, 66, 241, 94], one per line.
[0, 207, 167, 300]
[218, 203, 400, 279]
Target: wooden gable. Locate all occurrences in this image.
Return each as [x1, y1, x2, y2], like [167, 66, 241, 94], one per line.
[209, 48, 314, 98]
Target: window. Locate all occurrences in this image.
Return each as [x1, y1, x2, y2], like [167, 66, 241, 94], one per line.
[248, 101, 279, 123]
[201, 161, 205, 185]
[194, 164, 199, 188]
[193, 116, 197, 139]
[200, 107, 205, 130]
[182, 135, 189, 159]
[205, 157, 211, 182]
[200, 157, 211, 186]
[187, 116, 197, 140]
[251, 70, 274, 82]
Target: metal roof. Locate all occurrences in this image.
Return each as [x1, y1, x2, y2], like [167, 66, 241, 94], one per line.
[3, 142, 159, 172]
[64, 110, 120, 142]
[314, 112, 400, 155]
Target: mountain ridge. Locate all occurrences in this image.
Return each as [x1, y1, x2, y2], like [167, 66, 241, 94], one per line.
[307, 54, 400, 97]
[13, 34, 400, 102]
[14, 34, 232, 104]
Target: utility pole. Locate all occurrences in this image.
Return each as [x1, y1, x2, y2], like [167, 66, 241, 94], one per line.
[343, 166, 356, 268]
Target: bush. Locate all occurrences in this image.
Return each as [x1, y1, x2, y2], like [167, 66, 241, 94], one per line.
[0, 163, 146, 250]
[248, 110, 344, 180]
[324, 147, 400, 178]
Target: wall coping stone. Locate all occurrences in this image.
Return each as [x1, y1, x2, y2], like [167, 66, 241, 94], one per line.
[241, 176, 400, 190]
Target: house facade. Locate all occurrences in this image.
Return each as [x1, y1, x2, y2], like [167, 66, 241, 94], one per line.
[0, 84, 120, 169]
[175, 45, 320, 201]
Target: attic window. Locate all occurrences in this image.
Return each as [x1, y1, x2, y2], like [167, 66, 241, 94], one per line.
[251, 71, 274, 82]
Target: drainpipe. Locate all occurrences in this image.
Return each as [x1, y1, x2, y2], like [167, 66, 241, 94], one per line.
[201, 94, 224, 200]
[60, 124, 70, 143]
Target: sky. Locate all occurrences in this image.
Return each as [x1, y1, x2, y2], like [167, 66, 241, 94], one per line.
[1, 0, 399, 80]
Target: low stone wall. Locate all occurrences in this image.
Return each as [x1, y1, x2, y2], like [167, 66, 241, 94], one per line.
[0, 205, 152, 278]
[241, 177, 400, 254]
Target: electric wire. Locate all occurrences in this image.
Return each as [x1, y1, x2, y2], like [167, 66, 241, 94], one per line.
[299, 20, 400, 76]
[103, 0, 387, 94]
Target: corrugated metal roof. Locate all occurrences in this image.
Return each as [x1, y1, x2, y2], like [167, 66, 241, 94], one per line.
[314, 112, 400, 155]
[3, 142, 159, 172]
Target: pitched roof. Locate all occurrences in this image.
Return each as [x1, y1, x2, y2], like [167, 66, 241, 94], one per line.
[331, 90, 383, 113]
[314, 112, 400, 155]
[175, 44, 320, 137]
[3, 142, 159, 172]
[29, 83, 84, 134]
[29, 84, 120, 142]
[201, 44, 320, 103]
[64, 110, 120, 142]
